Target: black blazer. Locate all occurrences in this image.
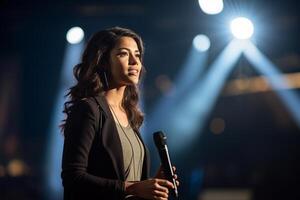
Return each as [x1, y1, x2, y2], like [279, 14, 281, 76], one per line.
[61, 95, 150, 200]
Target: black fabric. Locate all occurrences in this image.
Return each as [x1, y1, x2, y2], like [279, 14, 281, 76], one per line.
[61, 95, 150, 200]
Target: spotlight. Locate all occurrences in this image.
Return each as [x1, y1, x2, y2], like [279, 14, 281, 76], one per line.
[193, 34, 211, 52]
[66, 27, 84, 44]
[230, 17, 254, 40]
[198, 0, 224, 15]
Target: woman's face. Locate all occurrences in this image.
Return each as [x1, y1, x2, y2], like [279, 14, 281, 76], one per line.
[109, 36, 142, 86]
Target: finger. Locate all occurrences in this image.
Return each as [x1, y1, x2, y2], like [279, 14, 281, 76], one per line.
[172, 166, 176, 172]
[152, 180, 170, 194]
[153, 189, 169, 199]
[173, 174, 178, 179]
[155, 197, 168, 200]
[156, 196, 168, 200]
[156, 179, 174, 189]
[153, 182, 169, 193]
[176, 180, 180, 186]
[154, 196, 168, 200]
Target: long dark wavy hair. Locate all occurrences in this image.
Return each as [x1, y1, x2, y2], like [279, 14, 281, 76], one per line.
[61, 27, 146, 132]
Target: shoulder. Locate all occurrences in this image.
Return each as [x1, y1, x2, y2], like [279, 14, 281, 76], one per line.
[70, 95, 110, 119]
[69, 97, 100, 117]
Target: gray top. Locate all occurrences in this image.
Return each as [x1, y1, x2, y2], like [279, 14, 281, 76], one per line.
[116, 123, 145, 181]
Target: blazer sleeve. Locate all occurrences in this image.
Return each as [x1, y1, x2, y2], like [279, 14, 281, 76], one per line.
[61, 100, 125, 196]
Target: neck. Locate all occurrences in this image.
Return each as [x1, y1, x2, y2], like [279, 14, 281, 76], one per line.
[104, 86, 126, 108]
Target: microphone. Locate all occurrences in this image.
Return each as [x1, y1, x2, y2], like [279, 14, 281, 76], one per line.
[153, 131, 178, 199]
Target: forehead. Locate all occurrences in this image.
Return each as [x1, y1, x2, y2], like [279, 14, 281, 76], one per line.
[114, 36, 139, 51]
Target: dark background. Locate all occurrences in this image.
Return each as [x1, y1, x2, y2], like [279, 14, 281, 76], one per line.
[1, 0, 299, 199]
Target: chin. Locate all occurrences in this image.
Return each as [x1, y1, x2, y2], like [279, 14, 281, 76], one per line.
[128, 81, 139, 86]
[127, 77, 139, 85]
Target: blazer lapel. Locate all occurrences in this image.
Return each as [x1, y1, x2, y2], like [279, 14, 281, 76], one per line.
[94, 95, 125, 180]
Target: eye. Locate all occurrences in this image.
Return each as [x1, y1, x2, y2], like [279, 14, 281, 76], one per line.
[118, 51, 128, 57]
[135, 53, 141, 58]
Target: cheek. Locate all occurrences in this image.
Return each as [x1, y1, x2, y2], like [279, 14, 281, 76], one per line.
[109, 64, 120, 80]
[110, 61, 128, 80]
[115, 58, 128, 69]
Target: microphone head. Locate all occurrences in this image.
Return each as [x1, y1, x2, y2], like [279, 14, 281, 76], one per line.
[153, 131, 167, 148]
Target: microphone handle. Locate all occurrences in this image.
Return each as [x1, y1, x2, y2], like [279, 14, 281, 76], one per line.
[158, 145, 178, 198]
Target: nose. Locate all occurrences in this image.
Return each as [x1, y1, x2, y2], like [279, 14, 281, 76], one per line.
[129, 53, 138, 65]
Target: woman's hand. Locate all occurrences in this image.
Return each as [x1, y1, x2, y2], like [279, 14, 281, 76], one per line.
[125, 178, 174, 200]
[154, 165, 180, 187]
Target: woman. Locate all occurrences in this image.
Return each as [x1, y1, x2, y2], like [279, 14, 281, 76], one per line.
[61, 27, 177, 200]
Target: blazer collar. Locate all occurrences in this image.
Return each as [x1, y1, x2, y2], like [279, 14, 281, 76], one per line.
[94, 94, 125, 180]
[94, 94, 111, 117]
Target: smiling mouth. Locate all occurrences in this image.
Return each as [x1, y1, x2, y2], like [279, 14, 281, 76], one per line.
[128, 69, 139, 76]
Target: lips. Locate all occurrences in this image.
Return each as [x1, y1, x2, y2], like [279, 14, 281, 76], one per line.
[128, 69, 139, 76]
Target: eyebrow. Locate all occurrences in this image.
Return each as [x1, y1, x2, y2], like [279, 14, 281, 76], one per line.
[117, 47, 140, 53]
